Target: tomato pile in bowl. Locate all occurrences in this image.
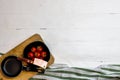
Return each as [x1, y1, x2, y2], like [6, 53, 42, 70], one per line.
[23, 41, 50, 62]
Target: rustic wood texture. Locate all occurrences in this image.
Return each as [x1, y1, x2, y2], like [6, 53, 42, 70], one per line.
[0, 34, 54, 80]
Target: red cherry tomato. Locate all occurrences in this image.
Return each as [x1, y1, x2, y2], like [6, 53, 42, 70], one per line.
[37, 46, 43, 52]
[31, 47, 36, 52]
[28, 52, 34, 59]
[35, 52, 41, 58]
[41, 51, 47, 58]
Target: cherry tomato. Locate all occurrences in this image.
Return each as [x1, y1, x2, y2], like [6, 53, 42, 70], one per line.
[35, 51, 41, 58]
[41, 51, 47, 58]
[31, 47, 36, 52]
[28, 52, 34, 59]
[37, 46, 43, 52]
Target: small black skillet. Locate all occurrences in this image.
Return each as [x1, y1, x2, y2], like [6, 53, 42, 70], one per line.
[1, 56, 22, 77]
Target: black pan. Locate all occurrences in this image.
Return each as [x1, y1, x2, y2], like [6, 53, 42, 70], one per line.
[1, 56, 22, 77]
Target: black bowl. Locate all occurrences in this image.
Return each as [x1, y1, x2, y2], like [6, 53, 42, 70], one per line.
[1, 56, 22, 77]
[23, 41, 50, 62]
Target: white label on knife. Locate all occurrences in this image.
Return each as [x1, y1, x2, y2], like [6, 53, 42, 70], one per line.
[33, 58, 48, 69]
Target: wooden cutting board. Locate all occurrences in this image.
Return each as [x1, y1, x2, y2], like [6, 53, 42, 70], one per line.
[0, 34, 54, 80]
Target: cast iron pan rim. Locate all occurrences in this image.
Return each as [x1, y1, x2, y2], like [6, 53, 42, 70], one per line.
[1, 56, 22, 77]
